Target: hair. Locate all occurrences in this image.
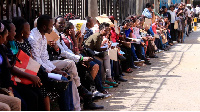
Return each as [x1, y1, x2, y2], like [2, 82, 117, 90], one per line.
[1, 20, 12, 32]
[54, 15, 64, 23]
[130, 16, 136, 23]
[64, 21, 74, 32]
[122, 19, 130, 26]
[12, 17, 27, 36]
[99, 22, 110, 31]
[170, 4, 175, 8]
[162, 6, 166, 9]
[37, 15, 52, 29]
[85, 16, 92, 23]
[0, 22, 7, 36]
[146, 3, 152, 8]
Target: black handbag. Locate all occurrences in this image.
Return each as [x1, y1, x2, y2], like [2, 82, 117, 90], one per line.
[46, 78, 69, 92]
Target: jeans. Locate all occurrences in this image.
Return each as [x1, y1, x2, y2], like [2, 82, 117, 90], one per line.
[131, 43, 139, 61]
[58, 82, 74, 111]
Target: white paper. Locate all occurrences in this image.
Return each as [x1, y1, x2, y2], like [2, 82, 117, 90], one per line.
[48, 73, 62, 80]
[119, 50, 125, 55]
[111, 42, 119, 47]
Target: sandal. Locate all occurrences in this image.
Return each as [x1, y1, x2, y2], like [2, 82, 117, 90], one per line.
[102, 83, 113, 89]
[125, 68, 133, 73]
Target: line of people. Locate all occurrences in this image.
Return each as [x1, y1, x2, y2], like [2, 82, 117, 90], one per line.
[0, 2, 194, 111]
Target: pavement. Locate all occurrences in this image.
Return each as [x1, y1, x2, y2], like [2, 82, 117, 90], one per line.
[95, 28, 200, 111]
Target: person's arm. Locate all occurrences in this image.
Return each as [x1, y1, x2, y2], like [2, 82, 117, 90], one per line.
[95, 37, 108, 52]
[6, 57, 42, 87]
[28, 36, 56, 72]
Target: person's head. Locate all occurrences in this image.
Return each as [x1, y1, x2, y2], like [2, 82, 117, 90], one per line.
[109, 16, 115, 24]
[178, 3, 183, 9]
[12, 17, 30, 39]
[162, 6, 167, 13]
[54, 16, 65, 33]
[146, 3, 152, 11]
[170, 5, 175, 11]
[138, 16, 144, 27]
[1, 20, 16, 41]
[99, 22, 110, 36]
[181, 2, 186, 8]
[122, 20, 130, 29]
[0, 22, 8, 45]
[164, 16, 168, 22]
[64, 21, 74, 36]
[37, 15, 53, 34]
[85, 16, 94, 29]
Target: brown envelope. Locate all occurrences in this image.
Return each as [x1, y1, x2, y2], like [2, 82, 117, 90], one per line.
[45, 30, 60, 44]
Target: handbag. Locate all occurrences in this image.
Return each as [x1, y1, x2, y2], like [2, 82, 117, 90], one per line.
[174, 21, 178, 29]
[11, 49, 41, 85]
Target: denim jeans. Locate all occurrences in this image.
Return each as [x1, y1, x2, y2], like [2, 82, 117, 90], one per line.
[58, 81, 74, 111]
[131, 43, 139, 61]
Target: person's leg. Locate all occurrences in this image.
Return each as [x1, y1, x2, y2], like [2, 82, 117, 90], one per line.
[0, 94, 21, 111]
[94, 56, 106, 82]
[58, 81, 74, 111]
[93, 59, 105, 92]
[51, 59, 81, 87]
[13, 84, 41, 111]
[0, 102, 10, 111]
[131, 44, 139, 61]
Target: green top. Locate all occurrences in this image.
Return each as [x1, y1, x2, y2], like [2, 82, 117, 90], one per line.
[84, 32, 103, 52]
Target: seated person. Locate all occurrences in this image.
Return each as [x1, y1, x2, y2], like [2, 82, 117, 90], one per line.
[84, 22, 118, 88]
[28, 15, 103, 110]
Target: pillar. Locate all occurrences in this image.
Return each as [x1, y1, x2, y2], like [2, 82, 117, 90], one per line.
[88, 0, 98, 19]
[136, 0, 143, 15]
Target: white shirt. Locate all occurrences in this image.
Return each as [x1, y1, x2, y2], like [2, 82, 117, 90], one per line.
[168, 10, 176, 23]
[53, 27, 81, 63]
[185, 7, 192, 17]
[196, 7, 200, 14]
[28, 28, 56, 72]
[191, 8, 196, 14]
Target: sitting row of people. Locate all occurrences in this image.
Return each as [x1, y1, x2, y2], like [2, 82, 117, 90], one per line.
[0, 2, 192, 111]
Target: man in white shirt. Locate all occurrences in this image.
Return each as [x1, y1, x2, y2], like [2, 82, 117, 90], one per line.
[168, 5, 177, 41]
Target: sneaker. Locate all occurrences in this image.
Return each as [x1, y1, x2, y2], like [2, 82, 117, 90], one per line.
[132, 65, 140, 69]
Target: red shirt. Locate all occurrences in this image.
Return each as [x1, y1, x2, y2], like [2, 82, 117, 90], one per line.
[110, 27, 119, 43]
[152, 23, 157, 34]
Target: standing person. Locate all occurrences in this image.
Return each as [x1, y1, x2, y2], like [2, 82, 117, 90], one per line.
[168, 5, 177, 42]
[142, 3, 154, 19]
[195, 5, 200, 18]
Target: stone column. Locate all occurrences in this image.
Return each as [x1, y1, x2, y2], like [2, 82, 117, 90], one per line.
[88, 0, 98, 19]
[136, 0, 143, 15]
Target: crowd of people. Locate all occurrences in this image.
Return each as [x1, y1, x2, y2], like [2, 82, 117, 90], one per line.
[0, 2, 195, 111]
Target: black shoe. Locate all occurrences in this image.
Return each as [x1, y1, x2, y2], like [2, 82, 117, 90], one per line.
[144, 61, 151, 65]
[149, 55, 158, 58]
[116, 77, 128, 82]
[83, 102, 104, 110]
[121, 73, 125, 76]
[78, 85, 93, 98]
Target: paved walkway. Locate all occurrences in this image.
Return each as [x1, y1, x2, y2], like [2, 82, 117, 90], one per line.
[96, 29, 200, 111]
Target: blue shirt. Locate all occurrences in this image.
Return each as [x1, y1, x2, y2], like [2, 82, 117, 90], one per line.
[142, 8, 152, 19]
[84, 27, 93, 39]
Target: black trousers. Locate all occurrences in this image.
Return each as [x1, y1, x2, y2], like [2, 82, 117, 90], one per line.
[170, 23, 177, 41]
[13, 84, 45, 111]
[120, 46, 132, 71]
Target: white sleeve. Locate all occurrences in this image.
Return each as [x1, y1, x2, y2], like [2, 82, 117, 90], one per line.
[56, 39, 81, 62]
[28, 36, 56, 72]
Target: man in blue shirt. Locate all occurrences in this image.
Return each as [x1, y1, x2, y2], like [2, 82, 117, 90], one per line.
[142, 3, 154, 19]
